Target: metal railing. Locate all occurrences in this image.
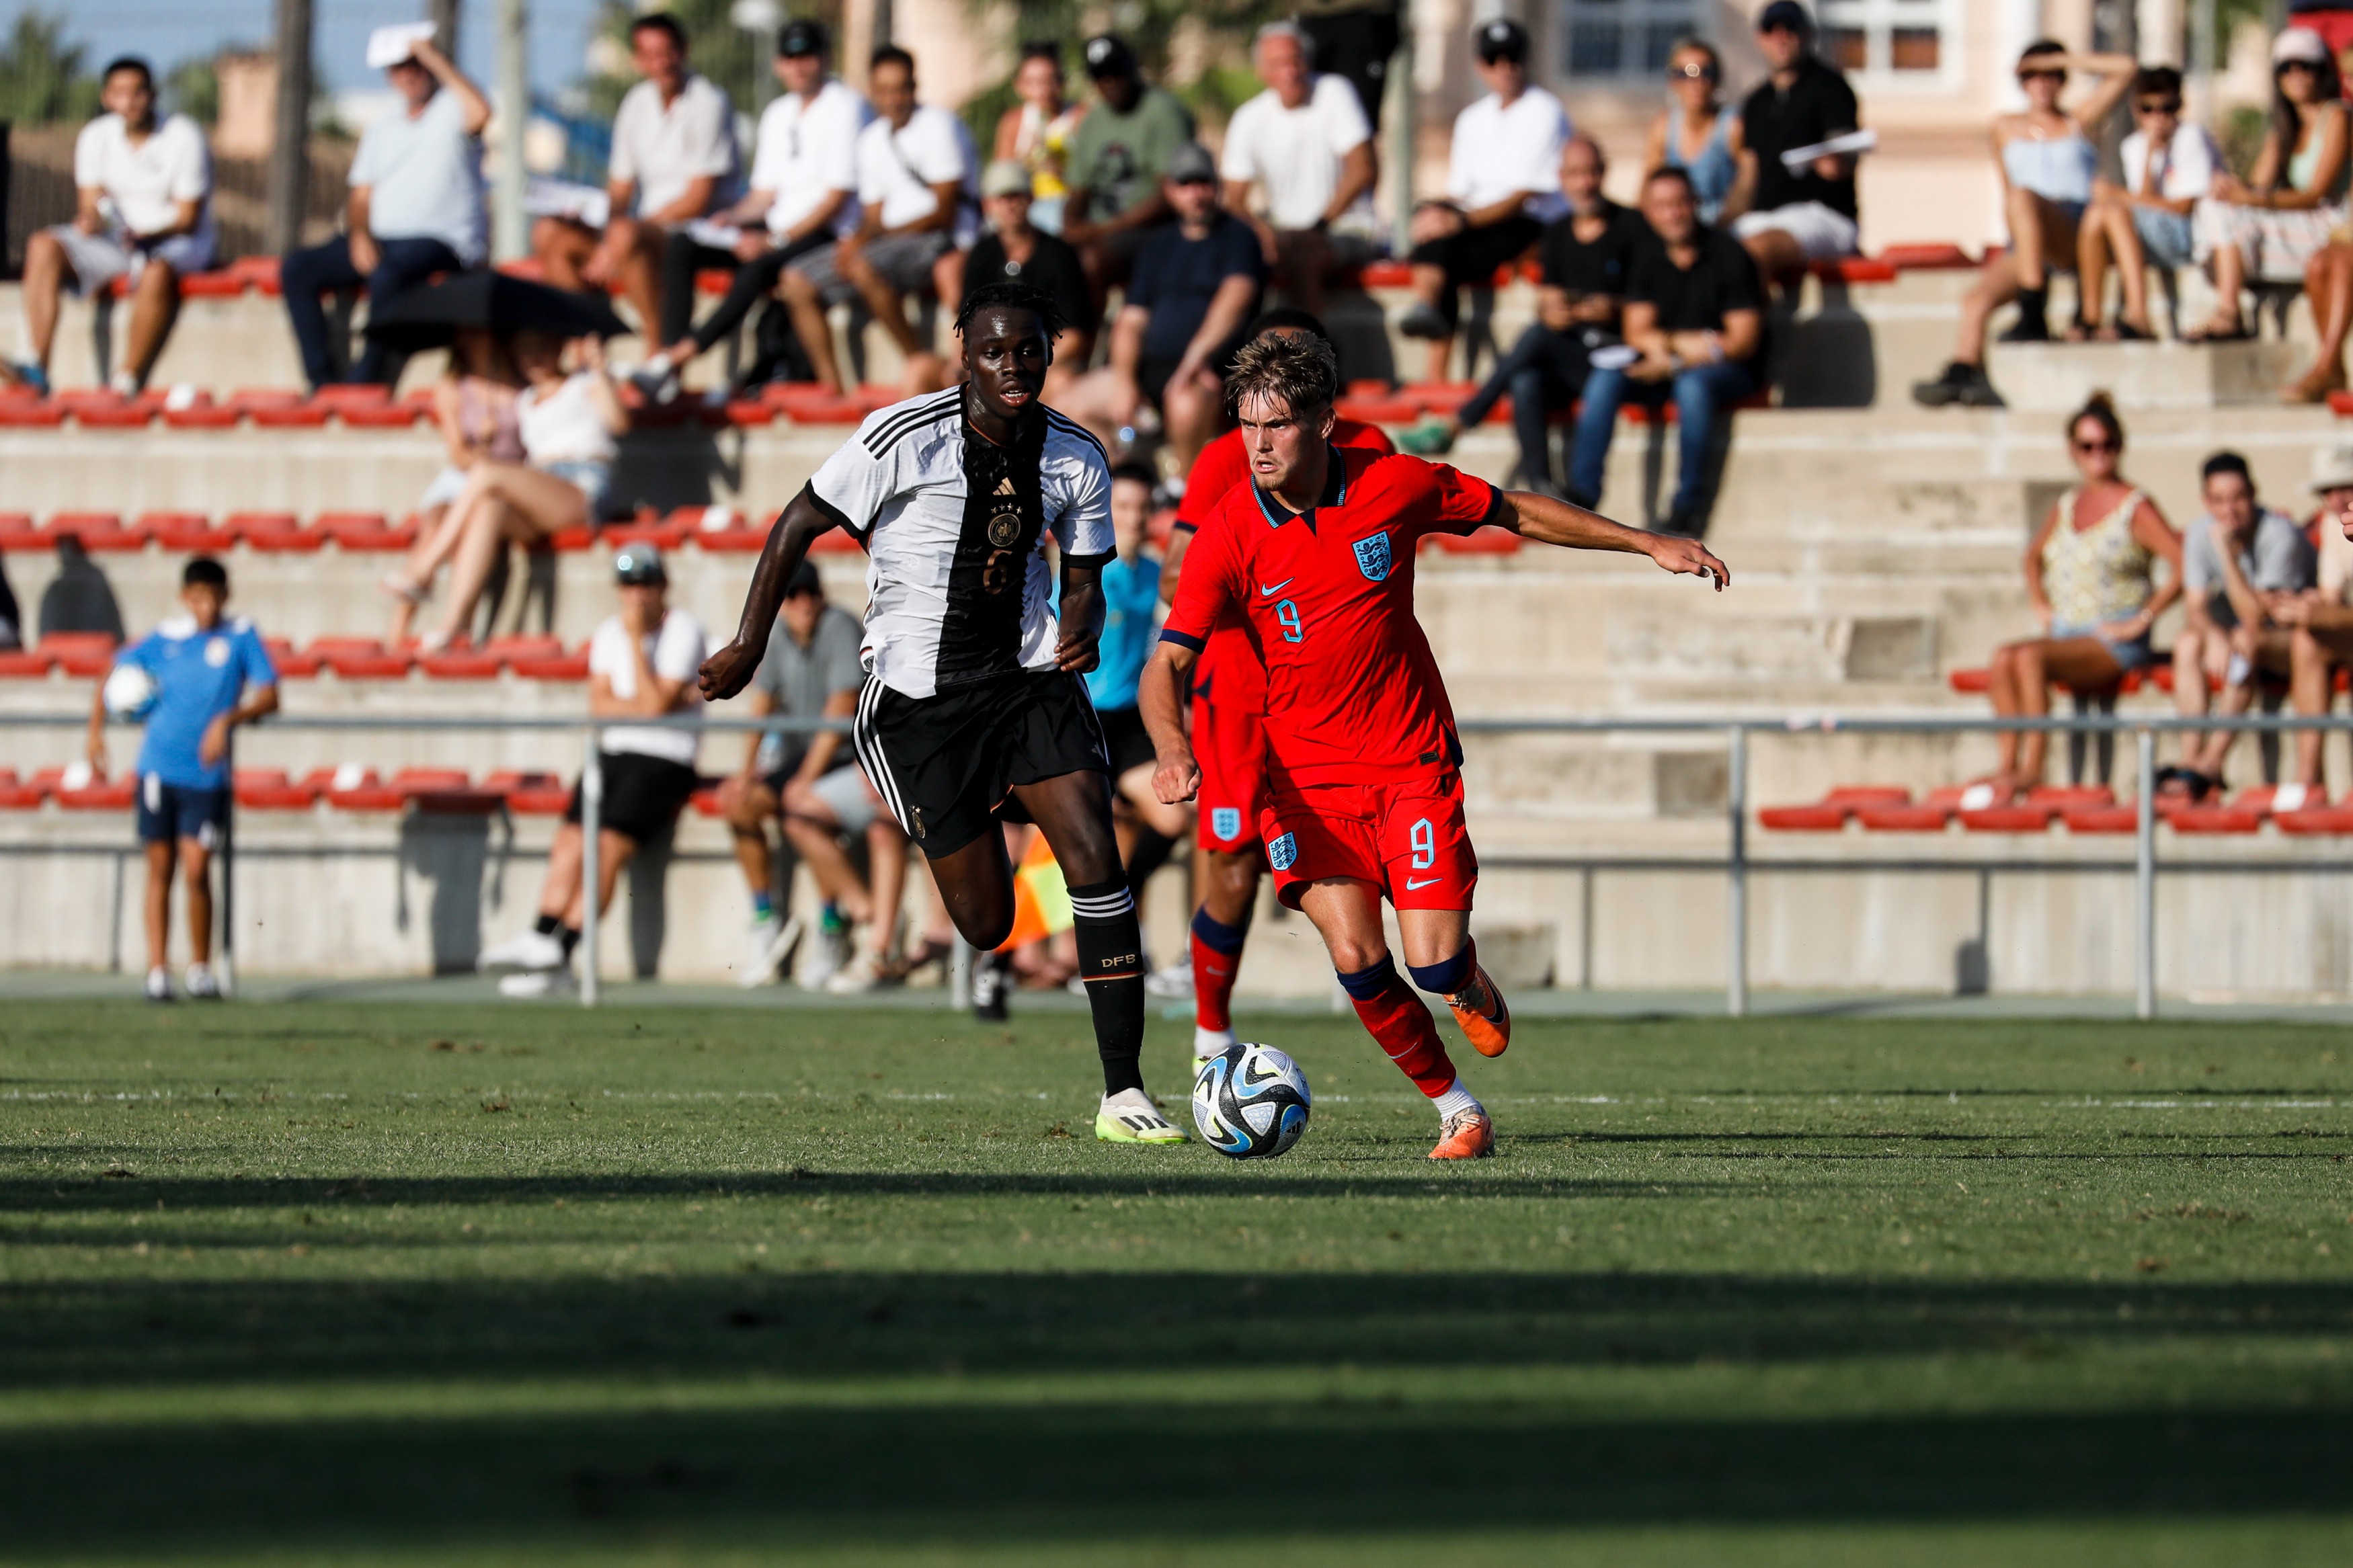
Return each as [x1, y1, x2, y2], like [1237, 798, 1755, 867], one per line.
[9, 707, 2353, 1016]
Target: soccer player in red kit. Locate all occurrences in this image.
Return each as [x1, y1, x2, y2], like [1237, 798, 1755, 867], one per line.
[1140, 331, 1728, 1159]
[1159, 309, 1394, 1073]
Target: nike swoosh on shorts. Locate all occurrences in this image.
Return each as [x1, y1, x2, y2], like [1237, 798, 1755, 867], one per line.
[1405, 876, 1443, 891]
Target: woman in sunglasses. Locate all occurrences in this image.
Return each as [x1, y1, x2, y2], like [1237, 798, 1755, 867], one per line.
[1913, 40, 2135, 409]
[2075, 67, 2219, 345]
[2186, 27, 2348, 347]
[1977, 394, 2182, 802]
[1643, 38, 1737, 226]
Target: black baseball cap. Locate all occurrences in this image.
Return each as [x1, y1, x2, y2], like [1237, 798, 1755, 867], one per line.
[783, 561, 823, 598]
[1757, 1, 1812, 34]
[778, 18, 828, 58]
[1474, 19, 1529, 64]
[613, 544, 667, 586]
[1083, 35, 1138, 80]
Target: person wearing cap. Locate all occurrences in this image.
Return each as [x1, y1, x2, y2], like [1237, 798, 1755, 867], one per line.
[532, 13, 741, 351]
[1395, 18, 1570, 384]
[1061, 35, 1198, 298]
[9, 56, 212, 399]
[717, 561, 910, 992]
[937, 159, 1098, 396]
[778, 45, 978, 398]
[280, 30, 489, 390]
[1219, 21, 1378, 319]
[634, 19, 873, 398]
[2183, 28, 2348, 354]
[1061, 140, 1267, 472]
[1721, 1, 1863, 288]
[1295, 0, 1400, 129]
[990, 42, 1087, 234]
[2276, 444, 2353, 792]
[480, 544, 708, 997]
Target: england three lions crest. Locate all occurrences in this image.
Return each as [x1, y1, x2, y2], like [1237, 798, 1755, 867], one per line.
[1352, 532, 1392, 583]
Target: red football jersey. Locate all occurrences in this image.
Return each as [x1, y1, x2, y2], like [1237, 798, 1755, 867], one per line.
[1162, 446, 1501, 787]
[1175, 417, 1394, 713]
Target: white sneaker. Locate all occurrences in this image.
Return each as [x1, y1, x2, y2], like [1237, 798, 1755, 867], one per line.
[144, 966, 173, 1003]
[499, 970, 577, 999]
[739, 912, 803, 989]
[1095, 1087, 1189, 1143]
[1191, 1026, 1237, 1081]
[824, 946, 890, 995]
[184, 962, 221, 1000]
[1144, 962, 1195, 1000]
[479, 928, 567, 973]
[802, 919, 848, 988]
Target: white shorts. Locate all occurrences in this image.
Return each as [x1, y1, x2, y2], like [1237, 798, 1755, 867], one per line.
[419, 464, 467, 511]
[809, 763, 881, 835]
[46, 224, 213, 294]
[1732, 202, 1860, 262]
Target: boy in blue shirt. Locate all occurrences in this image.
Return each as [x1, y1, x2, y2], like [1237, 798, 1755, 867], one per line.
[86, 557, 278, 1001]
[1090, 462, 1190, 947]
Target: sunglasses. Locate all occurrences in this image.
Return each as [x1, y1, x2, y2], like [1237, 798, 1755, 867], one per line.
[2278, 59, 2322, 75]
[2018, 68, 2065, 83]
[2135, 99, 2181, 114]
[1170, 174, 1216, 187]
[1669, 63, 1718, 81]
[2073, 437, 2120, 454]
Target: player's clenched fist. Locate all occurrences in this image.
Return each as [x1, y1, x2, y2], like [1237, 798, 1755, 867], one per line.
[1646, 534, 1732, 591]
[697, 639, 764, 701]
[1153, 748, 1201, 806]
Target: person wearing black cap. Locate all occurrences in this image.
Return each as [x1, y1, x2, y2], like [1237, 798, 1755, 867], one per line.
[479, 544, 709, 997]
[1722, 1, 1864, 288]
[1395, 17, 1570, 382]
[1295, 0, 1402, 128]
[1061, 35, 1197, 298]
[636, 19, 873, 397]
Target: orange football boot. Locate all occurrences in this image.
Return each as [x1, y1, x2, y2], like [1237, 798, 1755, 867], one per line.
[1428, 1108, 1494, 1160]
[1445, 962, 1512, 1058]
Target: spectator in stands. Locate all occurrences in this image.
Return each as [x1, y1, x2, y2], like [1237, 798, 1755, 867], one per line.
[633, 19, 869, 399]
[716, 561, 908, 992]
[0, 553, 17, 650]
[1644, 38, 1738, 225]
[2163, 451, 2315, 797]
[1298, 0, 1398, 128]
[778, 46, 975, 397]
[384, 327, 522, 643]
[88, 556, 278, 1003]
[1911, 43, 2135, 409]
[2282, 442, 2353, 792]
[479, 545, 705, 996]
[9, 56, 212, 398]
[1395, 19, 1569, 384]
[2187, 28, 2348, 353]
[1979, 395, 2182, 800]
[939, 161, 1098, 396]
[1061, 142, 1266, 472]
[1091, 462, 1189, 916]
[1062, 36, 1197, 300]
[1219, 22, 1376, 318]
[1722, 1, 1862, 290]
[417, 331, 627, 650]
[2075, 68, 2219, 347]
[38, 536, 125, 644]
[1566, 166, 1763, 537]
[991, 42, 1085, 234]
[1395, 134, 1645, 496]
[533, 13, 739, 348]
[282, 33, 488, 391]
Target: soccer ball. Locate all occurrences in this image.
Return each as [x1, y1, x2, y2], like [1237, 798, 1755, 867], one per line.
[1191, 1042, 1311, 1159]
[102, 662, 158, 721]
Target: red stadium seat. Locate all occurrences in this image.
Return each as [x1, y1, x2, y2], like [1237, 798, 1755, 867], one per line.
[2165, 804, 2262, 833]
[261, 638, 321, 678]
[506, 642, 590, 680]
[229, 255, 282, 295]
[180, 269, 245, 298]
[141, 511, 227, 551]
[690, 784, 726, 816]
[54, 772, 135, 809]
[340, 402, 424, 428]
[317, 512, 415, 552]
[721, 400, 774, 427]
[233, 768, 319, 809]
[43, 632, 120, 676]
[489, 769, 573, 814]
[163, 401, 241, 429]
[1825, 786, 1911, 809]
[249, 401, 330, 428]
[0, 401, 64, 427]
[1855, 802, 1952, 831]
[1812, 256, 1897, 284]
[311, 385, 392, 409]
[46, 511, 145, 551]
[1881, 243, 1977, 270]
[1334, 395, 1422, 424]
[325, 768, 407, 811]
[311, 638, 413, 679]
[232, 512, 324, 552]
[229, 388, 305, 413]
[2063, 805, 2139, 834]
[0, 768, 46, 807]
[416, 643, 506, 678]
[1759, 803, 1849, 831]
[1960, 804, 2055, 832]
[0, 512, 39, 548]
[2028, 784, 2114, 810]
[0, 647, 52, 677]
[1948, 667, 1991, 693]
[1356, 260, 1414, 288]
[604, 516, 690, 550]
[70, 396, 152, 428]
[2276, 804, 2353, 834]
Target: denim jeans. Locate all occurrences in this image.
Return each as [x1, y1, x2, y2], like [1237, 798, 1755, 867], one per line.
[1455, 323, 1595, 489]
[281, 234, 465, 389]
[1567, 356, 1759, 527]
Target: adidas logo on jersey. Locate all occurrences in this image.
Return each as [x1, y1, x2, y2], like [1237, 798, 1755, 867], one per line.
[994, 477, 1016, 496]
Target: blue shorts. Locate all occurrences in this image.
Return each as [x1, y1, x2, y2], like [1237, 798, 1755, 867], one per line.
[2052, 618, 2155, 673]
[136, 774, 228, 848]
[2132, 206, 2196, 270]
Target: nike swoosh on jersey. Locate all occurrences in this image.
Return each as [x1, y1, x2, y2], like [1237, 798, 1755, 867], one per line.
[1258, 579, 1294, 596]
[1404, 876, 1443, 891]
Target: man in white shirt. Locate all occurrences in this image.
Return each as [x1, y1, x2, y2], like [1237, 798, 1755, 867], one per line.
[636, 19, 870, 395]
[1219, 22, 1375, 317]
[281, 33, 488, 389]
[13, 56, 213, 397]
[1396, 19, 1570, 382]
[532, 13, 739, 349]
[780, 46, 976, 396]
[480, 545, 708, 997]
[2167, 451, 2315, 792]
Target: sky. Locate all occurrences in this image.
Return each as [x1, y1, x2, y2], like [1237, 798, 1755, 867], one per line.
[0, 0, 608, 104]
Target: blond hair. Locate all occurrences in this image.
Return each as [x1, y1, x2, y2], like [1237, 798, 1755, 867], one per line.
[1223, 331, 1339, 423]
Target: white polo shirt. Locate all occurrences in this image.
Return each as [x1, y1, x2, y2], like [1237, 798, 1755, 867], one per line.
[853, 105, 979, 246]
[589, 609, 707, 766]
[1219, 73, 1371, 231]
[610, 73, 741, 218]
[1446, 85, 1572, 224]
[75, 112, 214, 245]
[748, 78, 871, 239]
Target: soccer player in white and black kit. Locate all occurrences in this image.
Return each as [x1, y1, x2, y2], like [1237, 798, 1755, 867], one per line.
[701, 282, 1187, 1144]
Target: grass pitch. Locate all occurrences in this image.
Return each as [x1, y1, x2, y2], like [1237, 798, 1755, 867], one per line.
[2, 998, 2351, 1565]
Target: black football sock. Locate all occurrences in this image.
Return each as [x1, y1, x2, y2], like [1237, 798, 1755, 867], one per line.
[1124, 827, 1176, 905]
[1068, 878, 1147, 1096]
[534, 913, 563, 937]
[558, 925, 582, 960]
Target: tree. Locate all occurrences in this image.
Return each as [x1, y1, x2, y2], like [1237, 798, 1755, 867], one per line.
[165, 54, 222, 126]
[0, 10, 99, 127]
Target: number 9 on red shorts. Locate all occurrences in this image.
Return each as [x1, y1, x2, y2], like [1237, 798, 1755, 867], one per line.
[1259, 773, 1478, 911]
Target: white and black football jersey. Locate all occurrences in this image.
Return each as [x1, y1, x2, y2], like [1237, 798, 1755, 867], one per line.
[807, 388, 1115, 699]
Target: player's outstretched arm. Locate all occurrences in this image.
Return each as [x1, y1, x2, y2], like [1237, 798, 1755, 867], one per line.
[1138, 643, 1201, 806]
[699, 486, 841, 700]
[1494, 489, 1730, 591]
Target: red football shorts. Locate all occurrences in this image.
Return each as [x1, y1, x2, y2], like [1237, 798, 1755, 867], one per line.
[1259, 772, 1478, 911]
[1193, 692, 1267, 854]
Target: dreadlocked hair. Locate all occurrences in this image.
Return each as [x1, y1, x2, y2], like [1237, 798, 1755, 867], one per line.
[955, 281, 1066, 343]
[1224, 329, 1338, 422]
